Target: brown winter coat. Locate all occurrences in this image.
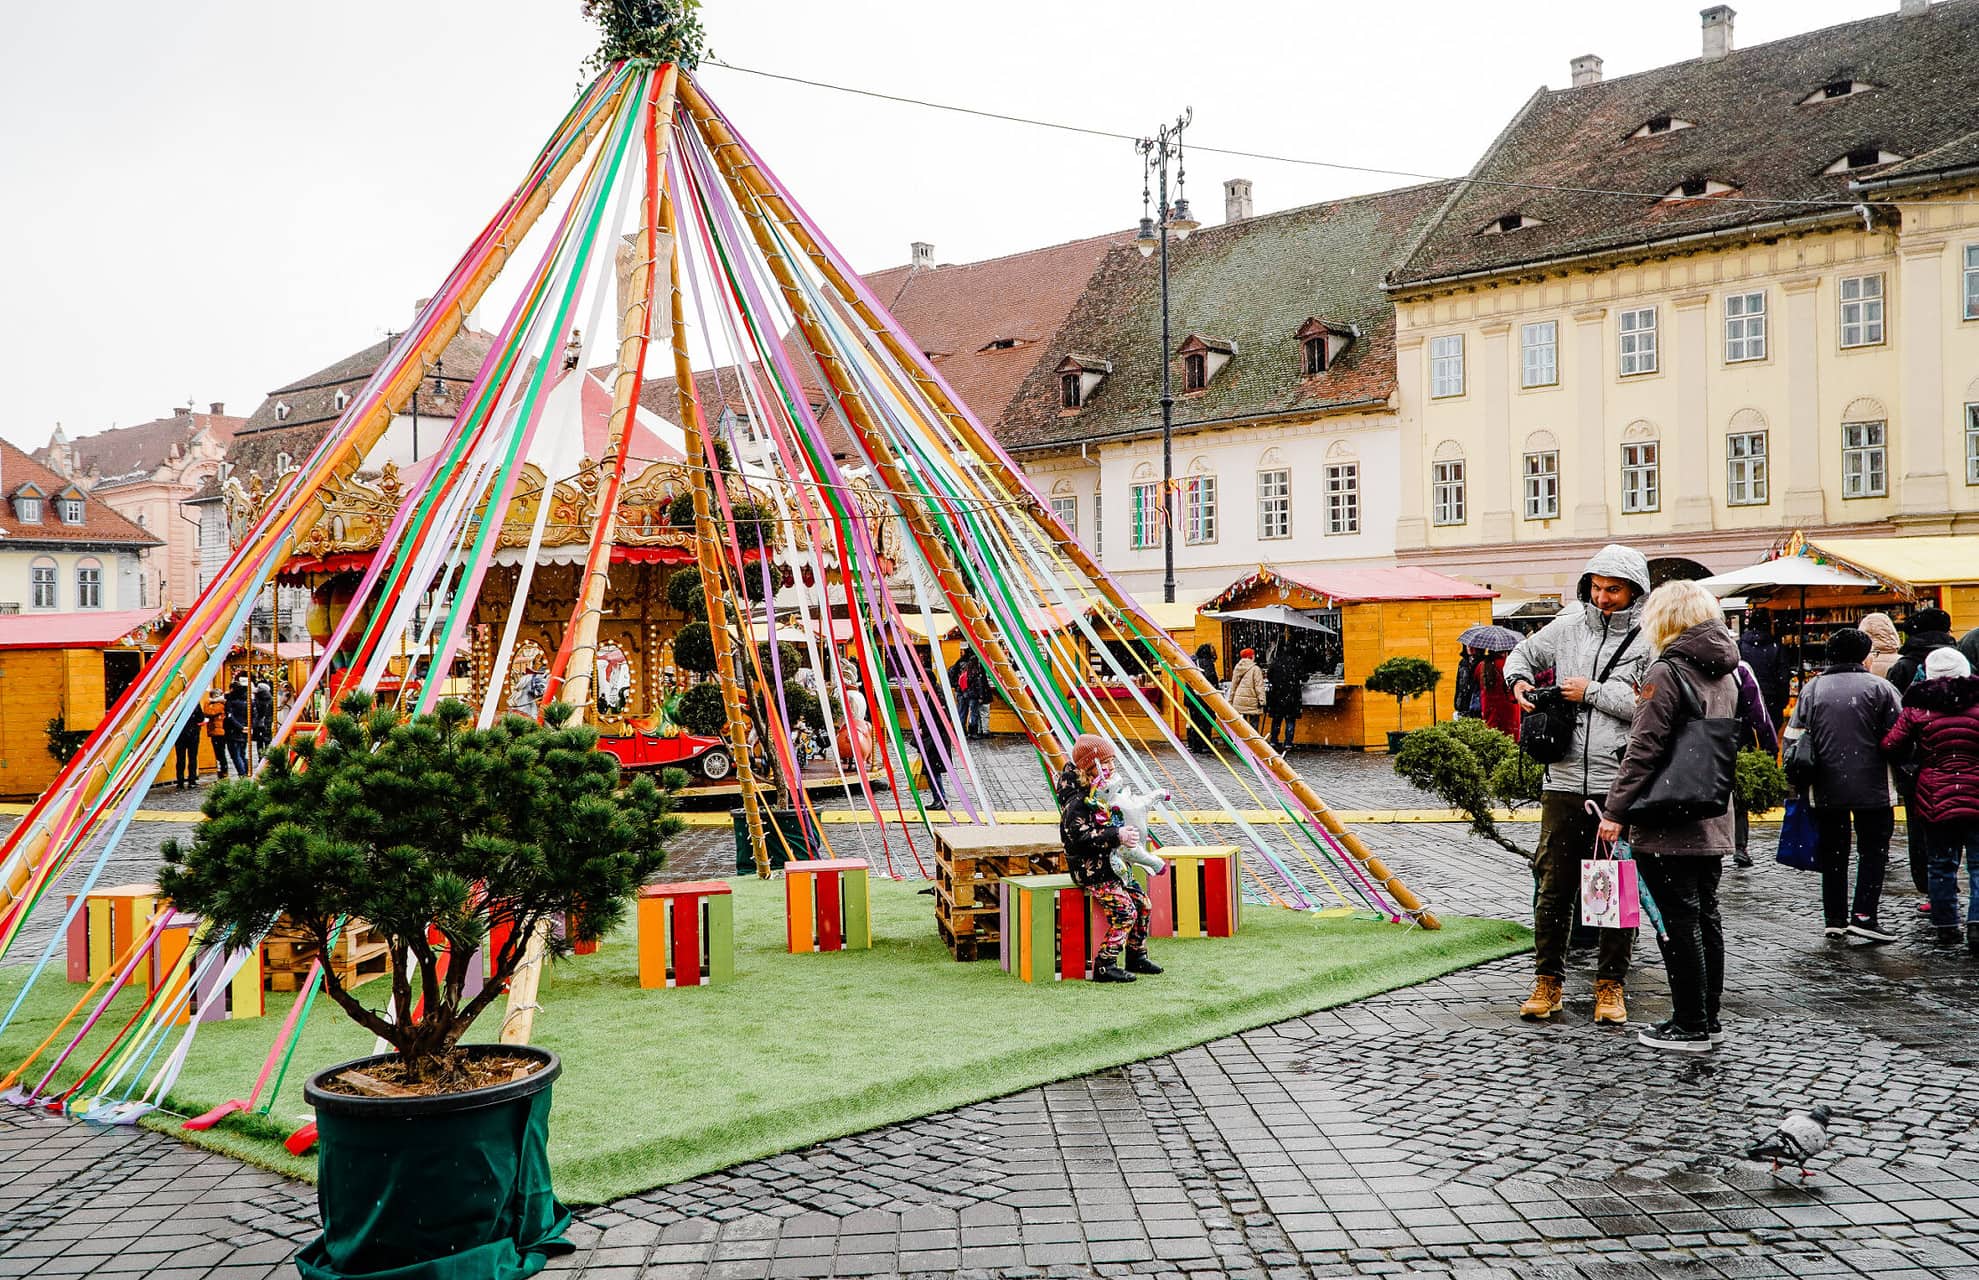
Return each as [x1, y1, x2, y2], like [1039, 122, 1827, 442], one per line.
[1602, 623, 1742, 857]
[1228, 657, 1267, 716]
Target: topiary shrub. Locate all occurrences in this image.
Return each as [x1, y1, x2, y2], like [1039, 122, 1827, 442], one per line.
[782, 679, 825, 731]
[673, 621, 716, 676]
[1488, 750, 1545, 807]
[756, 641, 802, 680]
[677, 681, 728, 737]
[1392, 721, 1530, 858]
[1736, 748, 1791, 813]
[1364, 657, 1442, 731]
[665, 566, 707, 620]
[158, 693, 679, 1083]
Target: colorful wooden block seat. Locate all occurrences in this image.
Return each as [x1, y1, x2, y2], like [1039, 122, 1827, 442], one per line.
[152, 912, 265, 1025]
[1145, 845, 1242, 939]
[65, 884, 161, 983]
[637, 880, 734, 989]
[783, 858, 872, 953]
[998, 873, 1110, 983]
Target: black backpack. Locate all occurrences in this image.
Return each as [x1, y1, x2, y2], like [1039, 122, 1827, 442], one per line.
[1518, 627, 1639, 765]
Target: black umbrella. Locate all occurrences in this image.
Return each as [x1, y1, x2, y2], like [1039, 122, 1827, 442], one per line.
[1458, 624, 1523, 652]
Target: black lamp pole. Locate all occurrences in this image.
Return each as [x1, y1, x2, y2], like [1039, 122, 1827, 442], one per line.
[1135, 110, 1198, 605]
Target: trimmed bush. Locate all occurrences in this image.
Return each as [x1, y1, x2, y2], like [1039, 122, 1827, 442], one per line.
[673, 621, 716, 676]
[1736, 748, 1791, 813]
[1392, 721, 1531, 858]
[1365, 657, 1442, 731]
[677, 681, 728, 737]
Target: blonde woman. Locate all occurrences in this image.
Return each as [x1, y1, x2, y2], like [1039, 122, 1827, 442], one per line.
[1598, 579, 1742, 1054]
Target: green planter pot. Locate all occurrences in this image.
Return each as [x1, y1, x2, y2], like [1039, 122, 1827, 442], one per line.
[1386, 731, 1410, 753]
[297, 1045, 570, 1280]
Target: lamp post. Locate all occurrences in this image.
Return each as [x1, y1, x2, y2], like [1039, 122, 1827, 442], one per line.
[1135, 110, 1199, 605]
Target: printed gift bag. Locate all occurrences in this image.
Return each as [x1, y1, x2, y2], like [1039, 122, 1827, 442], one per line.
[1580, 856, 1641, 930]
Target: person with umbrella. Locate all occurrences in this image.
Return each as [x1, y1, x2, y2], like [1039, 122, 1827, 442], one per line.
[1461, 625, 1524, 736]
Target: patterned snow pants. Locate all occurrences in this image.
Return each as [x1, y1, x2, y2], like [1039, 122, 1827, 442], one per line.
[1089, 879, 1152, 965]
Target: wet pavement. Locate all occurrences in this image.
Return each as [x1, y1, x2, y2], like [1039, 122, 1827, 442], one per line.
[2, 747, 1976, 1278]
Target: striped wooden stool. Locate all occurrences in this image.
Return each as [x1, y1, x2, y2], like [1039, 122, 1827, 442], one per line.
[637, 881, 735, 989]
[1145, 846, 1242, 938]
[784, 859, 872, 953]
[66, 884, 161, 983]
[998, 873, 1109, 983]
[152, 913, 264, 1025]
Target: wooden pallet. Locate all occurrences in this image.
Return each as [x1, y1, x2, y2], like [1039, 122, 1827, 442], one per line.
[931, 826, 1065, 961]
[261, 917, 393, 993]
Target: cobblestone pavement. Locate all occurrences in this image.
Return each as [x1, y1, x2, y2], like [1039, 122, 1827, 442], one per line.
[4, 748, 1978, 1278]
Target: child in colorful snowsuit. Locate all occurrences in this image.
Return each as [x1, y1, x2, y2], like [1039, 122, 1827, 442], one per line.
[1055, 734, 1161, 983]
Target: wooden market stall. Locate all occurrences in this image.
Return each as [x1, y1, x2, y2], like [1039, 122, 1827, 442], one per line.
[0, 609, 164, 800]
[1201, 566, 1496, 751]
[1799, 534, 1979, 632]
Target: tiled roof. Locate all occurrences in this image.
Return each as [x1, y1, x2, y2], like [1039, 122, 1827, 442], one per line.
[861, 232, 1123, 426]
[998, 181, 1457, 453]
[37, 411, 243, 489]
[1857, 126, 1979, 187]
[0, 442, 159, 548]
[639, 359, 857, 460]
[1388, 0, 1979, 287]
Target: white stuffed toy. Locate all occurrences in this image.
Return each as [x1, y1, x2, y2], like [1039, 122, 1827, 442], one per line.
[1095, 764, 1169, 878]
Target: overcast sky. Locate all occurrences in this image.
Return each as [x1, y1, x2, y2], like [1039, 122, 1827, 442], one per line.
[0, 0, 1897, 451]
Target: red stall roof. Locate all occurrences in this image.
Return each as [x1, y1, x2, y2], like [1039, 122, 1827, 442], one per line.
[0, 608, 162, 651]
[1204, 565, 1496, 610]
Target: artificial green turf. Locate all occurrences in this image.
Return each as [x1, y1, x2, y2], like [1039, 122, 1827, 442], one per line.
[0, 879, 1529, 1203]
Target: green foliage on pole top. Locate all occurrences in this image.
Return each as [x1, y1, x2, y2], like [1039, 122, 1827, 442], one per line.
[1363, 657, 1442, 730]
[581, 0, 707, 72]
[157, 693, 681, 1082]
[673, 621, 716, 675]
[678, 681, 728, 736]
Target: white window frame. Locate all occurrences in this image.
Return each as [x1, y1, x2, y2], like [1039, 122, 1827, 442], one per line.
[1618, 307, 1658, 376]
[1839, 274, 1884, 348]
[1429, 335, 1465, 399]
[1727, 431, 1768, 506]
[1621, 441, 1660, 513]
[1965, 245, 1979, 322]
[29, 560, 57, 610]
[1130, 481, 1161, 549]
[1522, 450, 1559, 520]
[1842, 420, 1887, 498]
[1725, 291, 1767, 362]
[1431, 460, 1466, 526]
[1325, 464, 1359, 535]
[1093, 490, 1102, 548]
[14, 496, 41, 524]
[1183, 475, 1217, 546]
[1257, 469, 1291, 540]
[1049, 495, 1077, 534]
[75, 562, 102, 610]
[58, 498, 84, 525]
[1967, 403, 1979, 486]
[1520, 321, 1557, 388]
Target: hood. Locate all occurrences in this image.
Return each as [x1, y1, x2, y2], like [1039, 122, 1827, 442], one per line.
[1858, 612, 1901, 654]
[1901, 675, 1979, 714]
[1661, 622, 1740, 678]
[1053, 762, 1086, 806]
[1576, 543, 1652, 605]
[1899, 632, 1958, 658]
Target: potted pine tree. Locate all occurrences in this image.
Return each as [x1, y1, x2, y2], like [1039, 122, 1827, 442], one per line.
[1364, 656, 1442, 752]
[159, 693, 679, 1280]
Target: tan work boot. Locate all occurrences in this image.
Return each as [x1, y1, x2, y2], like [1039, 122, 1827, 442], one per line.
[1519, 975, 1564, 1020]
[1593, 979, 1628, 1026]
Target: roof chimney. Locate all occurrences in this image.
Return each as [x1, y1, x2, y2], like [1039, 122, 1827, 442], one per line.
[173, 406, 192, 418]
[1701, 5, 1735, 60]
[1224, 178, 1254, 223]
[209, 401, 225, 415]
[1570, 54, 1604, 87]
[413, 297, 432, 321]
[1899, 0, 1928, 13]
[910, 241, 935, 270]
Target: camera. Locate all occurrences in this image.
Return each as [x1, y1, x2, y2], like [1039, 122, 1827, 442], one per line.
[1523, 684, 1567, 709]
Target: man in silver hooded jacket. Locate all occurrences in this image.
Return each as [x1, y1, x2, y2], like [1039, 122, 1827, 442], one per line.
[1503, 544, 1652, 1026]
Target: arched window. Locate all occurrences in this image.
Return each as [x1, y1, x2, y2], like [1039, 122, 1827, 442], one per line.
[1523, 431, 1560, 520]
[1431, 440, 1467, 526]
[1841, 398, 1888, 499]
[1323, 439, 1360, 536]
[75, 557, 103, 610]
[1726, 409, 1769, 506]
[29, 557, 57, 610]
[1621, 421, 1660, 513]
[1183, 458, 1216, 546]
[1048, 478, 1078, 535]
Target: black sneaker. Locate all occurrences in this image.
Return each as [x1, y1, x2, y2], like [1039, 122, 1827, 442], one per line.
[1090, 963, 1136, 984]
[1707, 1018, 1726, 1045]
[1637, 1019, 1712, 1053]
[1823, 923, 1848, 937]
[1936, 926, 1964, 946]
[1733, 850, 1754, 868]
[1125, 953, 1163, 975]
[1848, 916, 1897, 943]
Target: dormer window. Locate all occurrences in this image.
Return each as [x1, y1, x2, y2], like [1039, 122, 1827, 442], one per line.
[274, 401, 291, 421]
[1174, 335, 1236, 393]
[1824, 147, 1905, 174]
[1801, 80, 1875, 104]
[276, 452, 293, 474]
[980, 337, 1020, 352]
[1661, 177, 1734, 201]
[1296, 317, 1355, 376]
[58, 497, 84, 525]
[333, 389, 351, 411]
[12, 495, 42, 524]
[1630, 115, 1695, 139]
[1481, 212, 1543, 235]
[1055, 354, 1112, 413]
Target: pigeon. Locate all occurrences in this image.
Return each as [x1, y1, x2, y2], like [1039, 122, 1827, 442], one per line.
[1745, 1105, 1833, 1178]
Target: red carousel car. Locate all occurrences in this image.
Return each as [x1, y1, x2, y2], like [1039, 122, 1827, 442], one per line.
[593, 728, 735, 781]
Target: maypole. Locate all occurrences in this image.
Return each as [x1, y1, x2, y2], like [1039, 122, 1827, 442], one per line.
[677, 79, 1435, 925]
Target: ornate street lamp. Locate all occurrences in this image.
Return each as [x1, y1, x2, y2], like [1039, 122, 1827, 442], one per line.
[1136, 108, 1195, 603]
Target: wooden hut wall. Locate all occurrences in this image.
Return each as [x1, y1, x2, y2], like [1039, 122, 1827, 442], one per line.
[0, 649, 104, 800]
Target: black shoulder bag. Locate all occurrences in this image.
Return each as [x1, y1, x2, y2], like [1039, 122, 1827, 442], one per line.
[1626, 659, 1740, 824]
[1518, 627, 1640, 765]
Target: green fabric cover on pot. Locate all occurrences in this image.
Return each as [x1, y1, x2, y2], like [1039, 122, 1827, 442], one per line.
[296, 1084, 571, 1280]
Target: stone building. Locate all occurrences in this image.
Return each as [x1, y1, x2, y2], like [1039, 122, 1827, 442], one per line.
[1384, 0, 1979, 594]
[0, 440, 157, 615]
[34, 404, 241, 609]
